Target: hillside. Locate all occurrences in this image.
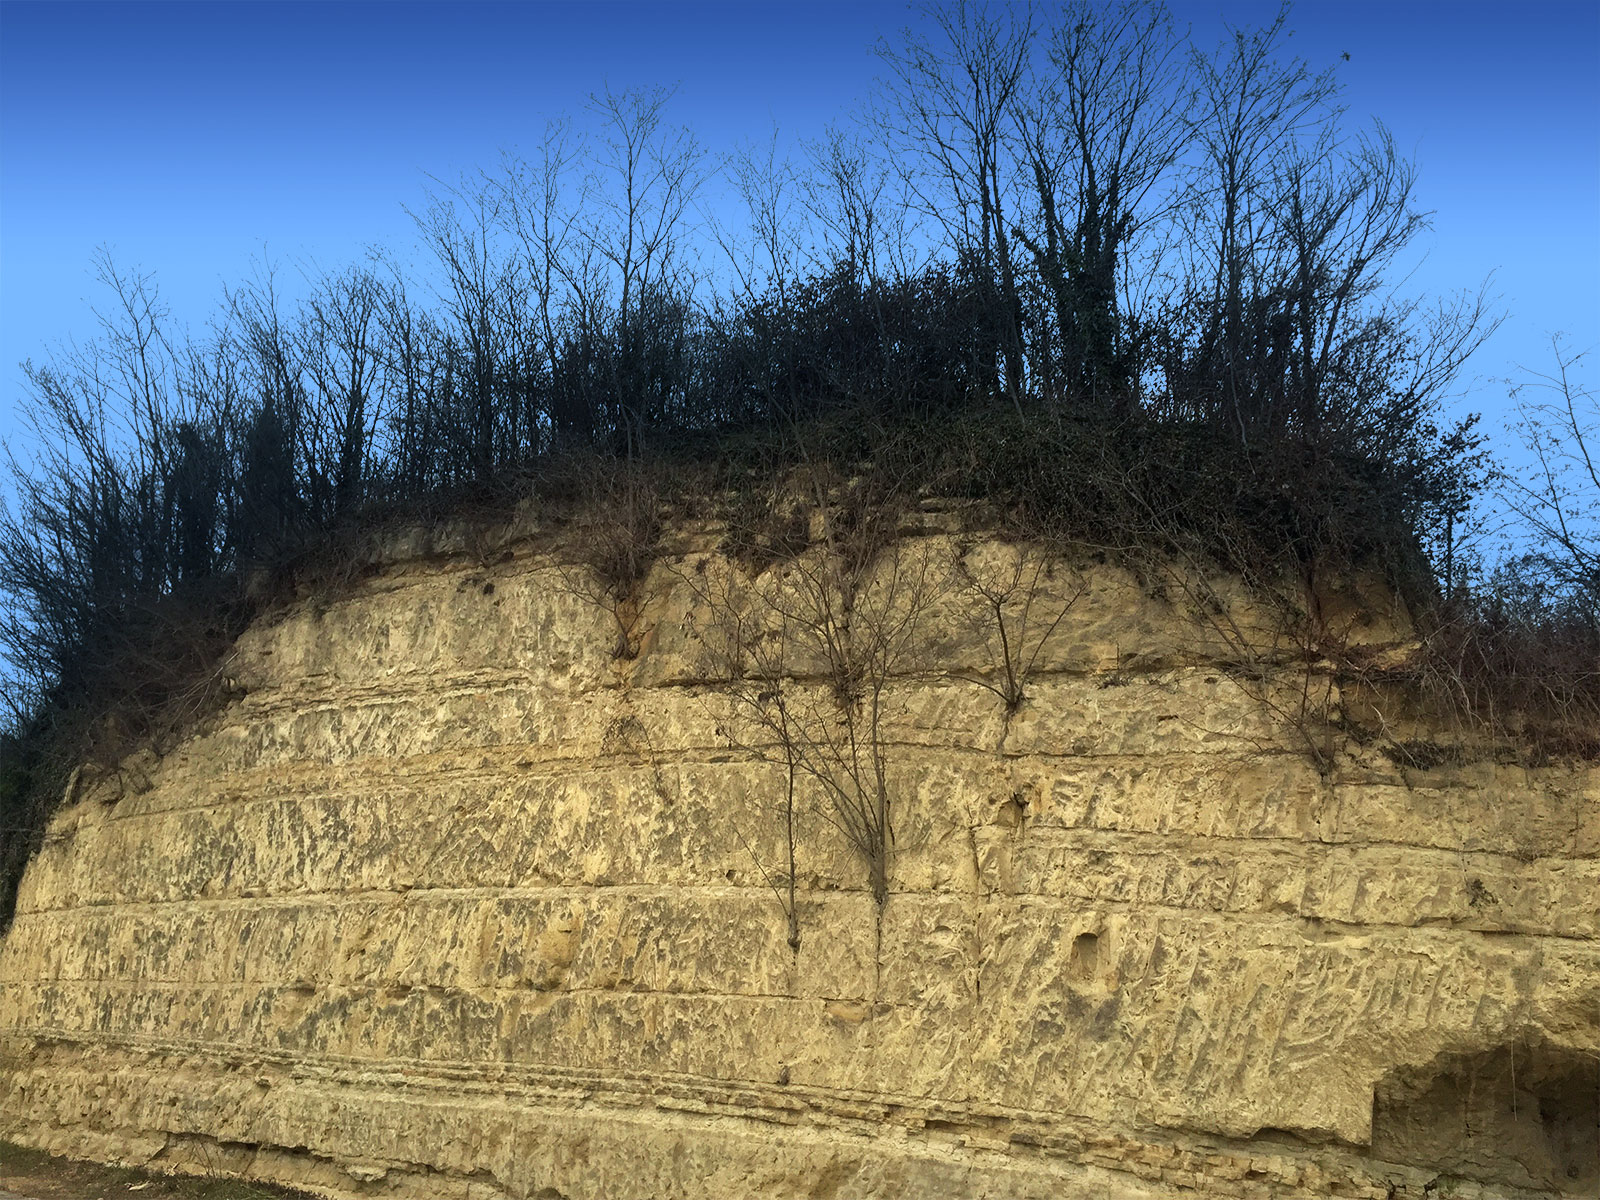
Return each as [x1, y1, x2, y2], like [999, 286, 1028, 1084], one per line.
[2, 511, 1595, 1198]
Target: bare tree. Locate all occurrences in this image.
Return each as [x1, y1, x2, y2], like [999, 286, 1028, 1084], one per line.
[714, 128, 803, 305]
[1012, 0, 1191, 406]
[1503, 339, 1600, 622]
[372, 259, 446, 495]
[296, 264, 388, 519]
[1, 255, 243, 816]
[800, 125, 906, 285]
[14, 251, 233, 602]
[1266, 126, 1426, 443]
[587, 85, 704, 456]
[498, 120, 587, 449]
[409, 178, 523, 481]
[1177, 2, 1337, 440]
[878, 0, 1034, 406]
[227, 258, 309, 559]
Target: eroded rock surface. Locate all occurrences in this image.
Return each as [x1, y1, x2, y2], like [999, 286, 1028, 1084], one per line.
[2, 522, 1596, 1198]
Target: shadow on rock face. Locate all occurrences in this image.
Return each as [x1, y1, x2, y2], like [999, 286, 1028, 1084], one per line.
[1371, 1037, 1599, 1194]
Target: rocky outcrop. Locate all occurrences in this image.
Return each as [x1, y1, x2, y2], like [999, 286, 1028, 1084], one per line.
[2, 513, 1596, 1198]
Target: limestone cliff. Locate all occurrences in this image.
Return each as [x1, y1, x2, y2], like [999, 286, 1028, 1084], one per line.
[2, 509, 1596, 1199]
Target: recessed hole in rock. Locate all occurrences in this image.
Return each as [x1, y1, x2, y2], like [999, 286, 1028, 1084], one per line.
[1068, 931, 1100, 983]
[1371, 1038, 1599, 1193]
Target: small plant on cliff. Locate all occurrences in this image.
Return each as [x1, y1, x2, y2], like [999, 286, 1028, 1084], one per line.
[683, 559, 806, 950]
[550, 456, 664, 659]
[951, 539, 1086, 721]
[689, 476, 944, 914]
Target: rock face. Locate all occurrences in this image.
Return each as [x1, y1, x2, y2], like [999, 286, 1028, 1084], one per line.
[2, 516, 1597, 1199]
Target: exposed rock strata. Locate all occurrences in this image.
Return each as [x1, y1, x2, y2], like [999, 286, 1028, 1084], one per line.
[2, 516, 1596, 1198]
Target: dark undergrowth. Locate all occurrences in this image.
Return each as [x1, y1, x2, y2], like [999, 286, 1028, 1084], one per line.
[2, 401, 1596, 934]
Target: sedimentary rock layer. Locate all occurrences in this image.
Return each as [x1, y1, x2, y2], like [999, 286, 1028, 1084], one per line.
[3, 519, 1596, 1198]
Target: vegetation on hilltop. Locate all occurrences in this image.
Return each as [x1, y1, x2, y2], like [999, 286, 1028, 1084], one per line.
[2, 1, 1595, 930]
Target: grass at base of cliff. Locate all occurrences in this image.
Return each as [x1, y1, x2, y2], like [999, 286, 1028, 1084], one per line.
[0, 1140, 319, 1200]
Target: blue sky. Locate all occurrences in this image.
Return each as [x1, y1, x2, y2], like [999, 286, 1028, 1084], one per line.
[2, 0, 1596, 467]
